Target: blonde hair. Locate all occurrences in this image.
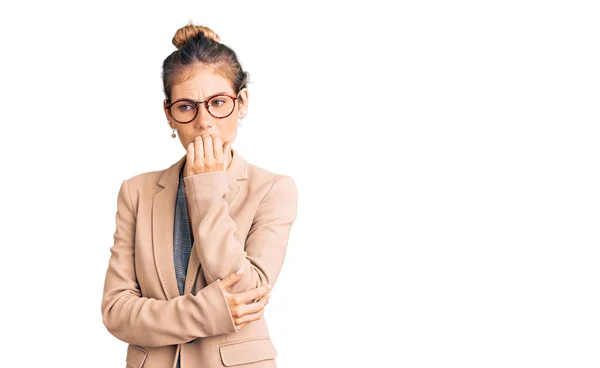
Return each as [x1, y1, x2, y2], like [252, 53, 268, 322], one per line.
[172, 22, 221, 48]
[161, 21, 250, 102]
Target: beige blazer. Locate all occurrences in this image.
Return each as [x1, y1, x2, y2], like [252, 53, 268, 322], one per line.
[101, 148, 298, 368]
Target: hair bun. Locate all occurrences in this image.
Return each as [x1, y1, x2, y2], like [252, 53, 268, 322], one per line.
[172, 21, 220, 49]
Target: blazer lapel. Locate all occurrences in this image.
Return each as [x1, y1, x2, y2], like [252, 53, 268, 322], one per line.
[152, 148, 249, 299]
[152, 155, 184, 301]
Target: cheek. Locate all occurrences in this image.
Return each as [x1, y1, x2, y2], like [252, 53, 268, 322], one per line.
[178, 129, 193, 147]
[218, 119, 238, 138]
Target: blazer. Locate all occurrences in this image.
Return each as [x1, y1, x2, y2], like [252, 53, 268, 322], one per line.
[101, 147, 298, 368]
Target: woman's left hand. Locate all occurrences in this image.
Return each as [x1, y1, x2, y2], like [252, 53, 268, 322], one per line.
[185, 134, 232, 177]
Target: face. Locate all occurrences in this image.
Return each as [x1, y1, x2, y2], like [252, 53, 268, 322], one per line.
[163, 64, 249, 151]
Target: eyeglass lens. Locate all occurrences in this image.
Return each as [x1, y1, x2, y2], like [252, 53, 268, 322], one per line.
[171, 95, 235, 122]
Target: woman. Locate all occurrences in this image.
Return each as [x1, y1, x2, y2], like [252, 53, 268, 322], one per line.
[101, 22, 298, 368]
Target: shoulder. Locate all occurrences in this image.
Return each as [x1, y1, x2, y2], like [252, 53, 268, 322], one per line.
[122, 169, 165, 190]
[122, 154, 186, 190]
[117, 163, 175, 205]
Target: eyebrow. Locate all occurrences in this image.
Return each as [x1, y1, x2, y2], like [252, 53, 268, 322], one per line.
[172, 92, 230, 103]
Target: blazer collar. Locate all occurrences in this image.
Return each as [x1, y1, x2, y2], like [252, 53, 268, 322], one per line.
[158, 146, 248, 188]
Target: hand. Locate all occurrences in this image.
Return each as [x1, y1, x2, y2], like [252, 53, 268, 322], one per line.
[219, 270, 271, 331]
[185, 134, 232, 177]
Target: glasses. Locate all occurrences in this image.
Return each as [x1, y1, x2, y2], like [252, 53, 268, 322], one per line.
[166, 92, 239, 123]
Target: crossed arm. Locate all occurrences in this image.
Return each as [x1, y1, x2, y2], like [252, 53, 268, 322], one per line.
[101, 174, 298, 347]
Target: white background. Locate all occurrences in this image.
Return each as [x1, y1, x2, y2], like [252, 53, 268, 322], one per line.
[0, 1, 598, 367]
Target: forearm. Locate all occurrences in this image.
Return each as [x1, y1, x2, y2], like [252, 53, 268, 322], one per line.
[183, 172, 298, 295]
[183, 172, 262, 292]
[101, 279, 236, 347]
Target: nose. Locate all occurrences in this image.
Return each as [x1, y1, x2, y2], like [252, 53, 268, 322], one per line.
[195, 104, 214, 128]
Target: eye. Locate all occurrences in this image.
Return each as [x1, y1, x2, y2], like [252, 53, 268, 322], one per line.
[177, 103, 195, 112]
[209, 99, 226, 107]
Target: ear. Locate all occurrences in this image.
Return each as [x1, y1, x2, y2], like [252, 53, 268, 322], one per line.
[163, 99, 173, 128]
[237, 88, 249, 117]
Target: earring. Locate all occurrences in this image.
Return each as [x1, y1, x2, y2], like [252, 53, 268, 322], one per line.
[171, 128, 176, 138]
[237, 118, 244, 127]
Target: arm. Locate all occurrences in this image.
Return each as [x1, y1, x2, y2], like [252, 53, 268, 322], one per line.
[101, 179, 237, 348]
[183, 172, 298, 295]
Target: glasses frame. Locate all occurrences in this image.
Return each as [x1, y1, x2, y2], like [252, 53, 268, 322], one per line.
[166, 92, 240, 123]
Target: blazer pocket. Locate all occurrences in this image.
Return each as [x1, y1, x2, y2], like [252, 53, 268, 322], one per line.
[126, 344, 148, 368]
[219, 337, 277, 366]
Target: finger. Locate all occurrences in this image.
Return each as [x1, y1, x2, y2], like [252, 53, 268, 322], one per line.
[258, 290, 270, 304]
[236, 322, 248, 331]
[194, 136, 204, 165]
[236, 284, 270, 304]
[229, 294, 268, 319]
[234, 309, 265, 326]
[251, 289, 270, 305]
[212, 135, 223, 168]
[203, 134, 214, 163]
[241, 296, 269, 316]
[186, 142, 194, 176]
[219, 268, 244, 291]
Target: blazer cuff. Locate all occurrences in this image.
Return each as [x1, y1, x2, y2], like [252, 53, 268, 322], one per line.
[183, 171, 229, 198]
[200, 279, 237, 335]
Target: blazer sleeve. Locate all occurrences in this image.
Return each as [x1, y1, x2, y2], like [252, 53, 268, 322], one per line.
[101, 179, 237, 348]
[183, 172, 298, 295]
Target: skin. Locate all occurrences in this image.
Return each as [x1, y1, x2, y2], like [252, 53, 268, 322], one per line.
[163, 64, 249, 178]
[163, 64, 268, 330]
[220, 270, 271, 331]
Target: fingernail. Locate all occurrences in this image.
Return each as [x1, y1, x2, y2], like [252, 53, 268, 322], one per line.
[267, 283, 271, 289]
[236, 267, 244, 274]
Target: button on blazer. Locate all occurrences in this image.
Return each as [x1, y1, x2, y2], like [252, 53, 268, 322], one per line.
[101, 148, 298, 368]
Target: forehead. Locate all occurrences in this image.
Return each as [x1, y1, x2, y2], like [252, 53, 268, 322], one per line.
[171, 64, 234, 100]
